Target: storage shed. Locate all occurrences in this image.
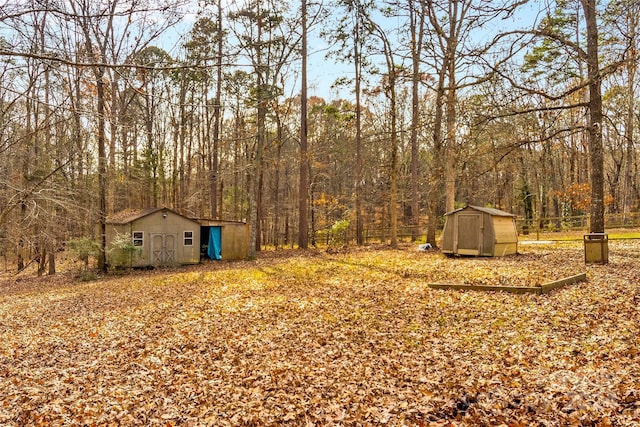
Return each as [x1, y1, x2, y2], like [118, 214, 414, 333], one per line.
[441, 205, 518, 257]
[106, 207, 201, 267]
[198, 219, 249, 260]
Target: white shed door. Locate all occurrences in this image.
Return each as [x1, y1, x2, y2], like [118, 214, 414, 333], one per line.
[151, 233, 177, 265]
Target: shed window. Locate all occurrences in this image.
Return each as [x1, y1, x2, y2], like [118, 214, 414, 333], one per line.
[132, 231, 144, 246]
[184, 231, 193, 246]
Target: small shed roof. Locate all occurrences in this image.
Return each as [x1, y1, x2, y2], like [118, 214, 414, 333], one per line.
[445, 205, 516, 217]
[196, 218, 248, 226]
[106, 207, 195, 225]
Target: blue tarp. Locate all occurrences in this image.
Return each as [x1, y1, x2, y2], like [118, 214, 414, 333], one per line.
[207, 227, 222, 260]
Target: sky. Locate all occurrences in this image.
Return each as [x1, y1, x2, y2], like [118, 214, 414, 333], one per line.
[159, 0, 544, 104]
[158, 0, 361, 102]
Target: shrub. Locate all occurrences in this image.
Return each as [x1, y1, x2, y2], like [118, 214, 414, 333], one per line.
[67, 237, 101, 270]
[109, 232, 141, 269]
[329, 219, 350, 248]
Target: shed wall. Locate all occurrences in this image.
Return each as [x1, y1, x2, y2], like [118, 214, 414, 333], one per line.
[106, 210, 201, 267]
[441, 217, 455, 253]
[494, 242, 518, 256]
[492, 216, 518, 256]
[220, 223, 250, 260]
[493, 216, 518, 243]
[199, 220, 250, 260]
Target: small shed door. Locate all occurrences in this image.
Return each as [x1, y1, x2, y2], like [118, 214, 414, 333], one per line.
[456, 214, 481, 255]
[151, 233, 177, 265]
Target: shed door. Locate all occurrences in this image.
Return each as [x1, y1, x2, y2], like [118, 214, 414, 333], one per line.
[151, 233, 177, 265]
[456, 214, 481, 255]
[207, 226, 222, 260]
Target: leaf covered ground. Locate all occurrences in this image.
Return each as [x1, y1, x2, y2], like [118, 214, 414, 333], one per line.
[1, 241, 639, 426]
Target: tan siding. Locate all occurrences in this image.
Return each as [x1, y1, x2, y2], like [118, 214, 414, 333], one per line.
[200, 220, 250, 260]
[220, 223, 250, 260]
[106, 209, 201, 267]
[493, 242, 518, 256]
[493, 217, 518, 243]
[441, 217, 455, 253]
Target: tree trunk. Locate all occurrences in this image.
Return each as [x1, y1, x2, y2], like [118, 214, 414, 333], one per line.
[426, 62, 447, 248]
[354, 18, 364, 246]
[71, 0, 115, 272]
[389, 79, 398, 248]
[109, 73, 118, 212]
[409, 0, 424, 242]
[581, 0, 604, 233]
[96, 71, 108, 272]
[48, 247, 55, 275]
[298, 0, 309, 249]
[444, 3, 458, 213]
[274, 114, 284, 249]
[211, 0, 223, 219]
[623, 12, 637, 218]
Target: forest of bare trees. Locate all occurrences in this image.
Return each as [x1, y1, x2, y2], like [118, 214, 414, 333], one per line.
[0, 0, 638, 273]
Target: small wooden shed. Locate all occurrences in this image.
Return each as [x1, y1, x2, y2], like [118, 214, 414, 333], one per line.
[198, 219, 249, 260]
[441, 205, 518, 257]
[106, 207, 201, 267]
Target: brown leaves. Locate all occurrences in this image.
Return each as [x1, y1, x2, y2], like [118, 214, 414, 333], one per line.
[0, 241, 639, 425]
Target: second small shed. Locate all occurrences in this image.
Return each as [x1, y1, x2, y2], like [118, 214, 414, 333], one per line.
[441, 205, 518, 257]
[198, 219, 249, 260]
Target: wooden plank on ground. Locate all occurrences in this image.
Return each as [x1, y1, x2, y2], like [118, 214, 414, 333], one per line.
[428, 272, 587, 294]
[427, 283, 542, 294]
[540, 272, 587, 294]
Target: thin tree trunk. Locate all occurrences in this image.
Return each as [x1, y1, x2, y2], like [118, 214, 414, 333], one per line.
[409, 0, 424, 241]
[248, 7, 266, 257]
[389, 75, 398, 249]
[298, 0, 309, 249]
[178, 83, 187, 211]
[354, 18, 364, 246]
[96, 71, 108, 271]
[211, 0, 223, 218]
[109, 74, 118, 212]
[426, 63, 447, 247]
[274, 115, 284, 249]
[444, 3, 458, 213]
[623, 13, 637, 218]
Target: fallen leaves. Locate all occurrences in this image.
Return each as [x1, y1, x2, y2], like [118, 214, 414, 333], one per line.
[0, 241, 639, 425]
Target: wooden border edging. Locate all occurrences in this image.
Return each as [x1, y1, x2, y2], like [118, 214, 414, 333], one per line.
[540, 272, 587, 293]
[427, 283, 542, 294]
[428, 272, 587, 294]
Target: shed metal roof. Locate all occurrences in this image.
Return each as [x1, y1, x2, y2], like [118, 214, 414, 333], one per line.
[445, 205, 516, 217]
[196, 218, 248, 226]
[106, 207, 197, 225]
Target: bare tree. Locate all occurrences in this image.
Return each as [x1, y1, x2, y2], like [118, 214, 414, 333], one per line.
[229, 0, 301, 256]
[408, 0, 426, 241]
[62, 0, 185, 269]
